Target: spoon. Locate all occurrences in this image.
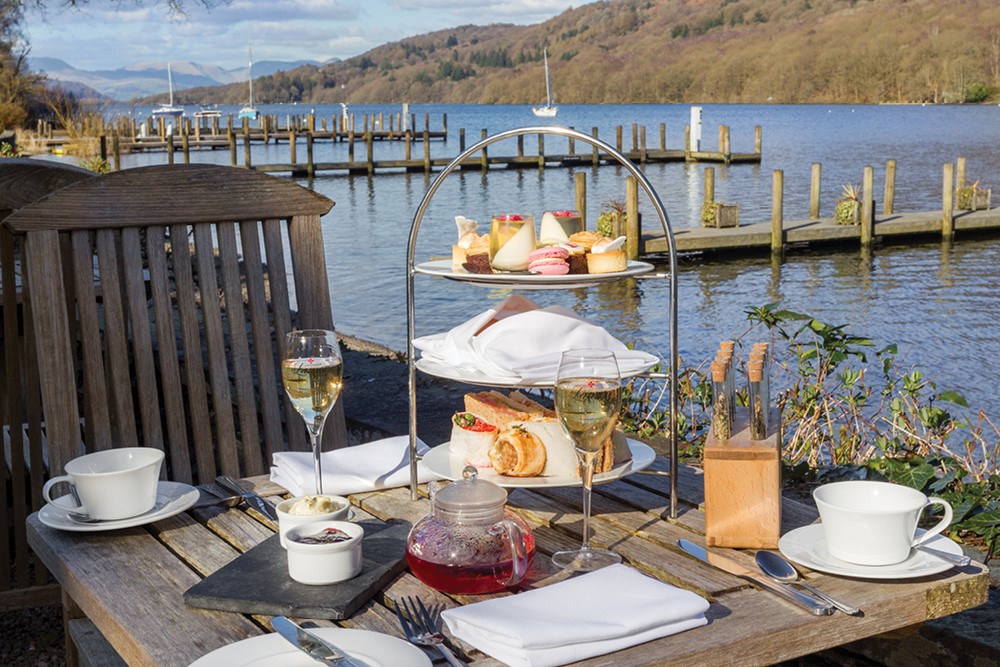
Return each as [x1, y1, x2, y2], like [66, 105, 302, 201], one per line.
[756, 550, 863, 616]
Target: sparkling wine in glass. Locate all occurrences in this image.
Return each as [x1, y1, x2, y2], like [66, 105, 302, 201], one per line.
[552, 348, 623, 572]
[282, 329, 343, 494]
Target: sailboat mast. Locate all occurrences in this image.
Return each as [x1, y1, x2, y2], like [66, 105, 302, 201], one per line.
[247, 47, 254, 105]
[167, 63, 174, 106]
[543, 49, 553, 105]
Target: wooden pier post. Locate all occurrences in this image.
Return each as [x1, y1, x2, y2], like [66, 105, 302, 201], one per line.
[722, 126, 731, 164]
[166, 135, 175, 165]
[575, 172, 587, 226]
[592, 128, 599, 166]
[348, 128, 355, 162]
[640, 127, 647, 163]
[942, 163, 955, 239]
[443, 113, 448, 136]
[537, 135, 545, 169]
[660, 124, 666, 151]
[367, 129, 375, 176]
[307, 133, 315, 179]
[626, 176, 640, 259]
[182, 133, 190, 164]
[771, 170, 784, 258]
[228, 132, 237, 167]
[100, 135, 107, 162]
[112, 135, 121, 171]
[568, 131, 575, 156]
[405, 131, 412, 161]
[956, 157, 967, 191]
[754, 126, 762, 156]
[810, 163, 821, 219]
[704, 168, 716, 204]
[459, 128, 465, 153]
[423, 129, 431, 173]
[616, 126, 623, 153]
[517, 135, 524, 158]
[861, 166, 875, 247]
[884, 160, 896, 215]
[480, 129, 488, 170]
[684, 125, 692, 162]
[243, 126, 252, 168]
[631, 124, 638, 152]
[289, 131, 297, 164]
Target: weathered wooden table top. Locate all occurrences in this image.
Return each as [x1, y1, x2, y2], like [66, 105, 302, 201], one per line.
[26, 458, 989, 667]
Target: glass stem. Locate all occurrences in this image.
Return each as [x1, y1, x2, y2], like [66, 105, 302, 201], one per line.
[580, 451, 596, 551]
[308, 418, 327, 495]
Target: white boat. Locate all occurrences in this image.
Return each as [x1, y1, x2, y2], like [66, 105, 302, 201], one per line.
[193, 107, 221, 119]
[531, 49, 558, 118]
[238, 47, 259, 121]
[152, 63, 184, 119]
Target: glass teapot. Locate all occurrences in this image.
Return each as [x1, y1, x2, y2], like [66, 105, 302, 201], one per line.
[406, 467, 535, 594]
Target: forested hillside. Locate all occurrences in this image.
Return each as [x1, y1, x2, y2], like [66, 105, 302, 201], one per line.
[175, 0, 1000, 105]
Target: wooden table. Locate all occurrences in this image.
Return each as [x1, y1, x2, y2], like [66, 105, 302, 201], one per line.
[27, 458, 989, 667]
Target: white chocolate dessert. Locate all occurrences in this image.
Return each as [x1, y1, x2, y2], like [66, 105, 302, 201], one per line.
[287, 495, 342, 516]
[539, 210, 584, 245]
[451, 215, 489, 271]
[489, 215, 536, 271]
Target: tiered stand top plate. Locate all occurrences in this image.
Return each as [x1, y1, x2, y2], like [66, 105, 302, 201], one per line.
[414, 259, 655, 289]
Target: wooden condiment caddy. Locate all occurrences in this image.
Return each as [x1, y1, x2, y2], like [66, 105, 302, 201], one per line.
[704, 406, 782, 549]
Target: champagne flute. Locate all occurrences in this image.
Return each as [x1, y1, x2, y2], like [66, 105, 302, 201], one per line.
[552, 348, 623, 572]
[281, 329, 343, 494]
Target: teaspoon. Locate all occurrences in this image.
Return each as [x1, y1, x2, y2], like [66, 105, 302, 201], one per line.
[756, 550, 863, 616]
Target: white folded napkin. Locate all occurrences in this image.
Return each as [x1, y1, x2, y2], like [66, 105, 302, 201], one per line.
[414, 299, 659, 384]
[441, 564, 709, 667]
[270, 436, 443, 496]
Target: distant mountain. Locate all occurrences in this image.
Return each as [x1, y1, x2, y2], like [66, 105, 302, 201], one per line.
[27, 57, 336, 101]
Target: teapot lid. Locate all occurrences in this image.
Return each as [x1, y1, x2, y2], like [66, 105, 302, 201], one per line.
[434, 466, 508, 515]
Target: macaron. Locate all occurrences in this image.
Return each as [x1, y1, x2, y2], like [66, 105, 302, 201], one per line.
[528, 246, 570, 275]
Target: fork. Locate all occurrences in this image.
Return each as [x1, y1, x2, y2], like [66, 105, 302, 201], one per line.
[395, 596, 466, 667]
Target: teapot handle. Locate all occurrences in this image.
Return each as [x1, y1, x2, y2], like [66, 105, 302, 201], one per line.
[496, 520, 530, 586]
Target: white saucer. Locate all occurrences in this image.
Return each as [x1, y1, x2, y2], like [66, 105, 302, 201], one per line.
[190, 627, 432, 667]
[39, 481, 199, 532]
[779, 524, 962, 579]
[422, 439, 656, 488]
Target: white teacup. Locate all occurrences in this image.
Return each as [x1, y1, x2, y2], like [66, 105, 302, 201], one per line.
[813, 480, 953, 566]
[276, 494, 351, 548]
[42, 448, 164, 521]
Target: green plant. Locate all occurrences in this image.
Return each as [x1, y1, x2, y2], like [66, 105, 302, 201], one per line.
[596, 198, 626, 237]
[700, 201, 717, 226]
[834, 183, 861, 225]
[620, 302, 1000, 561]
[0, 141, 22, 157]
[79, 157, 110, 174]
[957, 180, 987, 210]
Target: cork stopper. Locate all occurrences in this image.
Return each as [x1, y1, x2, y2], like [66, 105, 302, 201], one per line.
[719, 340, 736, 353]
[711, 360, 728, 382]
[748, 360, 764, 383]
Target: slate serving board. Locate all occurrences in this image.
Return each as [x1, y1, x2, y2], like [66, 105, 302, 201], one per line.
[184, 519, 411, 619]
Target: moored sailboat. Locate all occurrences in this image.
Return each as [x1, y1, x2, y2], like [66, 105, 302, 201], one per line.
[151, 63, 184, 119]
[531, 49, 558, 118]
[239, 47, 259, 121]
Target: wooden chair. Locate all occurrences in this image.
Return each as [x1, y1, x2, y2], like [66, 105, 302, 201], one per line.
[3, 163, 345, 489]
[0, 158, 95, 611]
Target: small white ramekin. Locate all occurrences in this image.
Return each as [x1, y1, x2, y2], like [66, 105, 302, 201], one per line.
[276, 495, 351, 548]
[285, 520, 364, 585]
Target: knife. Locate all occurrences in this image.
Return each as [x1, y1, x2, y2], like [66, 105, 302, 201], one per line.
[271, 616, 362, 667]
[215, 475, 279, 521]
[677, 539, 834, 616]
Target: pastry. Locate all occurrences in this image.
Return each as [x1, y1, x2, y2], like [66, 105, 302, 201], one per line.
[452, 215, 489, 271]
[539, 210, 584, 245]
[586, 235, 628, 274]
[488, 426, 546, 476]
[449, 412, 498, 468]
[527, 246, 570, 275]
[489, 214, 536, 272]
[567, 230, 602, 252]
[462, 252, 492, 274]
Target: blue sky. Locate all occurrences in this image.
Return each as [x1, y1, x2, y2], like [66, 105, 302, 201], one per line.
[25, 0, 589, 71]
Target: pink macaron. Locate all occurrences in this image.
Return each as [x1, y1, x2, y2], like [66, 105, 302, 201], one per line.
[528, 246, 570, 275]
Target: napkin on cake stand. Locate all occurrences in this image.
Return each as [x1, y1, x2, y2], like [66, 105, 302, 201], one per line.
[441, 563, 710, 667]
[414, 296, 660, 384]
[270, 436, 443, 496]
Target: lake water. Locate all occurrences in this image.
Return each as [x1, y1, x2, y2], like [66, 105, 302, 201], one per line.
[114, 103, 1000, 421]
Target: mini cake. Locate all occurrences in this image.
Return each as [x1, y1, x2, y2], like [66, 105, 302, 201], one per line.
[490, 214, 536, 272]
[452, 215, 489, 271]
[462, 252, 492, 274]
[527, 246, 570, 275]
[586, 236, 628, 274]
[567, 230, 601, 252]
[539, 210, 584, 245]
[560, 242, 588, 274]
